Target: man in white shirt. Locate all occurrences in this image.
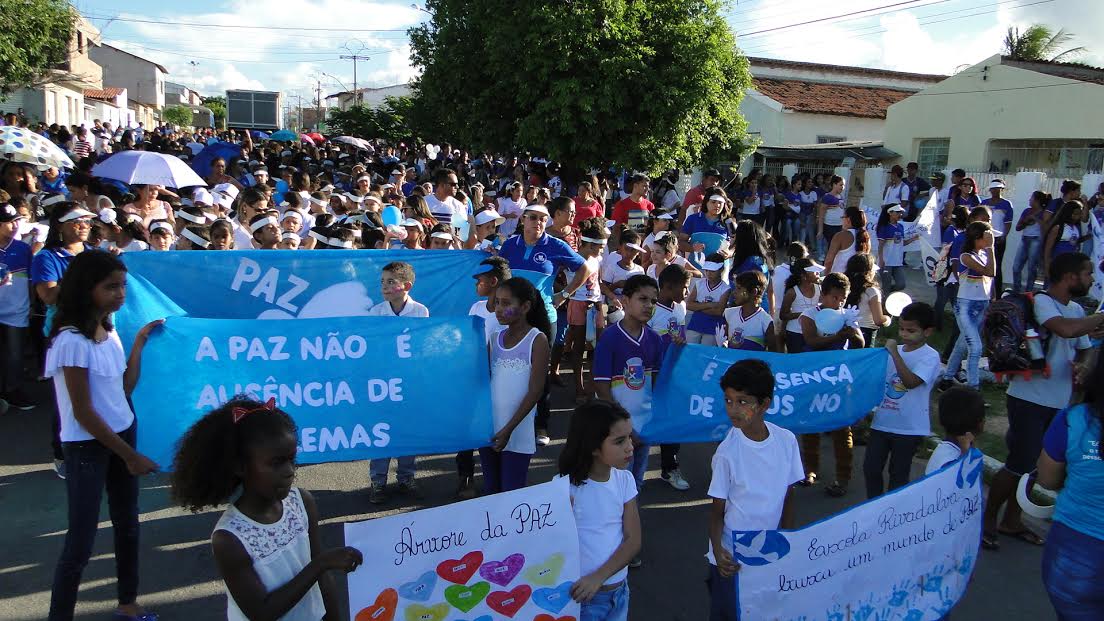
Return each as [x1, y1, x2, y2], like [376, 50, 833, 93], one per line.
[424, 168, 466, 225]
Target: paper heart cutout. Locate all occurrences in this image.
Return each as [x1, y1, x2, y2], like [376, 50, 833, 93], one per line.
[399, 570, 438, 602]
[452, 616, 492, 621]
[534, 615, 576, 621]
[532, 581, 573, 614]
[479, 553, 525, 587]
[355, 588, 398, 621]
[403, 602, 450, 621]
[437, 551, 484, 585]
[443, 580, 490, 613]
[485, 585, 531, 618]
[522, 553, 565, 586]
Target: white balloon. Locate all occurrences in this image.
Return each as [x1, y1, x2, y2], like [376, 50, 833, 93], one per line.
[885, 291, 913, 317]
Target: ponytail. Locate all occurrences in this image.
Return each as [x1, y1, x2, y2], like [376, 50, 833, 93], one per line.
[500, 277, 552, 339]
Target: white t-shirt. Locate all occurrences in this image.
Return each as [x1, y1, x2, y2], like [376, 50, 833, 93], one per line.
[956, 251, 991, 301]
[871, 344, 941, 436]
[1007, 293, 1092, 409]
[925, 441, 963, 475]
[705, 422, 804, 565]
[601, 253, 644, 297]
[771, 263, 791, 318]
[496, 197, 526, 237]
[425, 194, 465, 223]
[566, 468, 638, 585]
[468, 300, 503, 345]
[645, 256, 689, 281]
[722, 306, 773, 350]
[648, 300, 687, 340]
[569, 255, 603, 303]
[368, 298, 430, 317]
[46, 329, 135, 442]
[883, 182, 910, 205]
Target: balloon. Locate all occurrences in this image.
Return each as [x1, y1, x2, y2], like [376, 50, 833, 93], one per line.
[607, 309, 625, 324]
[814, 308, 846, 335]
[451, 210, 470, 241]
[885, 291, 912, 317]
[690, 232, 727, 255]
[381, 205, 403, 228]
[1016, 473, 1055, 519]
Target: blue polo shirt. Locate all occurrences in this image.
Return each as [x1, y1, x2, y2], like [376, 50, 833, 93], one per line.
[0, 237, 32, 327]
[32, 244, 94, 335]
[682, 212, 729, 238]
[500, 233, 585, 323]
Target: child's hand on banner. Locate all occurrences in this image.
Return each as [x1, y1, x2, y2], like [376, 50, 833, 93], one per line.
[570, 573, 603, 603]
[715, 547, 740, 577]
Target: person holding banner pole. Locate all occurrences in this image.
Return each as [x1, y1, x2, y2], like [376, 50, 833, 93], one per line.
[707, 359, 803, 621]
[981, 179, 1013, 297]
[482, 277, 551, 494]
[1011, 191, 1049, 294]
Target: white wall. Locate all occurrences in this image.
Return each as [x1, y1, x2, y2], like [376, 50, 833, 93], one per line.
[884, 54, 1104, 169]
[781, 113, 885, 146]
[90, 46, 164, 109]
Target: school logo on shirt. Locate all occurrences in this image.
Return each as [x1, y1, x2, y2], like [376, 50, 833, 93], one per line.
[532, 252, 548, 265]
[665, 318, 680, 337]
[624, 357, 645, 390]
[730, 329, 744, 347]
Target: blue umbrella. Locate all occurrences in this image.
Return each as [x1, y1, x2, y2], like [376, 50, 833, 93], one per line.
[250, 130, 270, 140]
[269, 129, 298, 142]
[191, 141, 244, 179]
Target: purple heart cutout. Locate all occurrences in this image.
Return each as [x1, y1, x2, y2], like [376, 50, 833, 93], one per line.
[478, 553, 525, 587]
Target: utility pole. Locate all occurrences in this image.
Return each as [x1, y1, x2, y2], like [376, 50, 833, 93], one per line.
[340, 40, 369, 109]
[315, 79, 322, 132]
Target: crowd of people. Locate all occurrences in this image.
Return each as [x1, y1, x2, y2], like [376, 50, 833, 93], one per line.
[3, 113, 1103, 621]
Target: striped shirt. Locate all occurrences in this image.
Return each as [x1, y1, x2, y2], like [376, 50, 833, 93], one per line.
[72, 138, 92, 159]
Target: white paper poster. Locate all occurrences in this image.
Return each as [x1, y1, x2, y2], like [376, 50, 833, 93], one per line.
[734, 450, 984, 621]
[345, 478, 581, 621]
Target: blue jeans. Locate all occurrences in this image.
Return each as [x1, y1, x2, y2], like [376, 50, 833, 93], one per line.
[880, 266, 906, 293]
[800, 210, 817, 249]
[1011, 236, 1042, 293]
[706, 563, 738, 621]
[581, 582, 629, 621]
[49, 424, 140, 621]
[478, 448, 532, 494]
[944, 298, 988, 388]
[369, 455, 415, 487]
[1042, 521, 1104, 620]
[780, 214, 801, 246]
[933, 281, 958, 330]
[630, 443, 649, 490]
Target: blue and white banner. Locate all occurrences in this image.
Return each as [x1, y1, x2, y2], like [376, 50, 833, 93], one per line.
[642, 345, 887, 442]
[132, 315, 493, 468]
[733, 450, 984, 620]
[120, 249, 490, 321]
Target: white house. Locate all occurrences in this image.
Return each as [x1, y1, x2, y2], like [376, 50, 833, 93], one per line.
[164, 82, 203, 107]
[884, 54, 1104, 177]
[325, 83, 411, 111]
[82, 87, 129, 129]
[89, 44, 168, 128]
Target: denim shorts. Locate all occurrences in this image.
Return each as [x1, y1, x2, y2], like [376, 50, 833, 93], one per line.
[581, 581, 629, 621]
[1042, 520, 1104, 619]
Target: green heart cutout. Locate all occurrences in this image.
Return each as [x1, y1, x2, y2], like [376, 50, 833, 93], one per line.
[444, 581, 490, 613]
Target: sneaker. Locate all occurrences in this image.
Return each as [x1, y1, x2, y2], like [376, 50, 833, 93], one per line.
[936, 378, 956, 392]
[3, 390, 35, 411]
[456, 476, 477, 500]
[368, 485, 387, 505]
[954, 369, 968, 384]
[397, 480, 424, 500]
[660, 469, 690, 491]
[628, 556, 643, 569]
[53, 459, 66, 480]
[536, 430, 551, 446]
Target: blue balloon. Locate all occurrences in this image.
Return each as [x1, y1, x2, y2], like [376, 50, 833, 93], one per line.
[814, 308, 846, 335]
[451, 210, 470, 241]
[381, 205, 403, 227]
[690, 232, 727, 255]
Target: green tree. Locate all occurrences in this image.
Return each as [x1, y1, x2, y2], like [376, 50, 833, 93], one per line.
[327, 95, 419, 143]
[202, 95, 227, 129]
[0, 0, 74, 98]
[162, 104, 193, 127]
[408, 0, 750, 173]
[1002, 25, 1086, 63]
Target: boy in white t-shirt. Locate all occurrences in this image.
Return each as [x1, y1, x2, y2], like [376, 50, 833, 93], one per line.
[926, 386, 986, 475]
[707, 359, 803, 620]
[648, 263, 692, 491]
[862, 302, 940, 499]
[368, 261, 428, 504]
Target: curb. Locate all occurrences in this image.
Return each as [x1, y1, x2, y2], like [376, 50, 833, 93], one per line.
[922, 436, 1057, 504]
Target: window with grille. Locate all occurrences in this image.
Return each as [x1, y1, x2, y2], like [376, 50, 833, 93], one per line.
[917, 139, 950, 177]
[817, 135, 846, 144]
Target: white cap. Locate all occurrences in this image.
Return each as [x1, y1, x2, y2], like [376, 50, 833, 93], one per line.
[804, 261, 826, 273]
[430, 231, 453, 241]
[887, 204, 906, 213]
[192, 188, 214, 206]
[474, 209, 506, 226]
[212, 183, 239, 200]
[58, 207, 96, 222]
[523, 205, 550, 217]
[989, 179, 1006, 189]
[402, 218, 424, 230]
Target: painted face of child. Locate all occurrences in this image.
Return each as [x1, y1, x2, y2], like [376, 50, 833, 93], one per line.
[493, 288, 528, 326]
[623, 285, 658, 324]
[380, 270, 409, 302]
[723, 387, 769, 430]
[897, 319, 931, 348]
[475, 274, 496, 298]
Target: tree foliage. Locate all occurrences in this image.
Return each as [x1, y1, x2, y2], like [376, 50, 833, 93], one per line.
[0, 0, 74, 98]
[162, 105, 193, 127]
[1002, 25, 1086, 63]
[202, 95, 227, 129]
[327, 96, 419, 143]
[408, 0, 750, 173]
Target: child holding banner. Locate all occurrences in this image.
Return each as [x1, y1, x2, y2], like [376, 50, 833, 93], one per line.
[649, 264, 693, 491]
[862, 302, 940, 498]
[170, 398, 363, 621]
[482, 277, 551, 494]
[926, 386, 986, 474]
[558, 400, 641, 621]
[707, 359, 803, 620]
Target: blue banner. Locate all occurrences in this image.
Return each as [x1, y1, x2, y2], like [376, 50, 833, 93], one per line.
[732, 450, 984, 620]
[642, 345, 888, 442]
[120, 249, 491, 322]
[133, 315, 493, 468]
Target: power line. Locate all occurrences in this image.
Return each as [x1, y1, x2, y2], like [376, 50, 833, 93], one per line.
[909, 80, 1097, 96]
[82, 12, 417, 32]
[736, 0, 935, 37]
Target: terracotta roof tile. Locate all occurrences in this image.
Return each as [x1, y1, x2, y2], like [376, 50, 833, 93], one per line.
[751, 78, 916, 119]
[83, 87, 125, 101]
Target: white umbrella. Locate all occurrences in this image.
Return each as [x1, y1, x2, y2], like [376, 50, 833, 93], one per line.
[0, 126, 75, 169]
[91, 151, 205, 188]
[332, 135, 370, 150]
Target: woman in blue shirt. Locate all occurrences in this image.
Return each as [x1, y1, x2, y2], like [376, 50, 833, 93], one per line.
[680, 189, 732, 254]
[1037, 353, 1104, 619]
[728, 220, 774, 312]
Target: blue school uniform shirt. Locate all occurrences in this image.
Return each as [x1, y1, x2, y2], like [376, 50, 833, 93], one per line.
[1046, 197, 1064, 213]
[876, 222, 905, 266]
[0, 237, 33, 327]
[500, 233, 585, 324]
[1043, 404, 1104, 541]
[982, 197, 1014, 234]
[730, 255, 770, 311]
[682, 212, 728, 238]
[32, 245, 94, 335]
[593, 321, 663, 430]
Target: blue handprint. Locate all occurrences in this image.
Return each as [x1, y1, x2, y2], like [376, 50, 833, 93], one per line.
[888, 580, 913, 607]
[874, 606, 896, 621]
[853, 600, 877, 621]
[902, 609, 925, 621]
[825, 604, 844, 621]
[922, 565, 946, 593]
[957, 554, 975, 576]
[931, 586, 956, 617]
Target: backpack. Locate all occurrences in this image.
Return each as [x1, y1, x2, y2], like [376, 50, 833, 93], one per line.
[982, 292, 1049, 373]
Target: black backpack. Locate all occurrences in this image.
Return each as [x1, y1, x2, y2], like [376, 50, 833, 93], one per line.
[982, 292, 1049, 374]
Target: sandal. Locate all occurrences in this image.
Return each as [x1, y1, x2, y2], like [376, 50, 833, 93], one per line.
[980, 531, 1001, 550]
[797, 473, 817, 487]
[998, 527, 1045, 546]
[825, 482, 848, 497]
[112, 612, 159, 621]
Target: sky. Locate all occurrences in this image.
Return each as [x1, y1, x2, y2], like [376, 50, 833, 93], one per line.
[76, 0, 1103, 109]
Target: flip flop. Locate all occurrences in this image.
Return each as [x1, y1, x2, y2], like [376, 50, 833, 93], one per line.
[825, 482, 848, 497]
[998, 527, 1045, 546]
[112, 613, 159, 621]
[980, 531, 1000, 550]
